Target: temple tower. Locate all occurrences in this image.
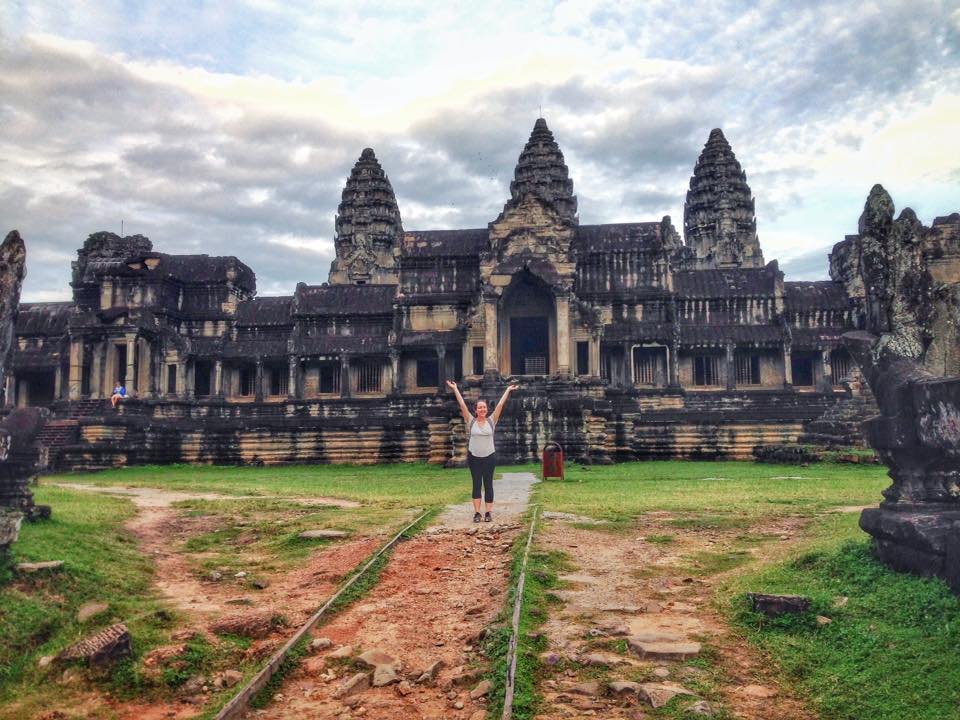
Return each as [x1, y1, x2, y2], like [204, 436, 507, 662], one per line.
[329, 148, 403, 285]
[501, 117, 578, 225]
[683, 128, 764, 269]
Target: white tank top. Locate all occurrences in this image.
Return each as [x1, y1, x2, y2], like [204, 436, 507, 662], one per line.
[468, 418, 496, 457]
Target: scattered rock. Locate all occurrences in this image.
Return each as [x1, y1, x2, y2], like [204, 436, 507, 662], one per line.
[628, 636, 701, 661]
[539, 651, 562, 665]
[469, 680, 491, 699]
[416, 659, 444, 683]
[453, 700, 464, 710]
[250, 578, 269, 590]
[56, 623, 132, 666]
[396, 680, 413, 696]
[608, 680, 642, 695]
[816, 615, 833, 627]
[38, 655, 54, 668]
[373, 664, 399, 687]
[334, 672, 370, 698]
[16, 560, 64, 574]
[77, 602, 109, 623]
[746, 593, 811, 617]
[357, 649, 398, 669]
[638, 682, 696, 708]
[300, 529, 350, 540]
[210, 612, 278, 639]
[234, 571, 247, 578]
[652, 667, 670, 678]
[225, 597, 254, 606]
[832, 596, 849, 609]
[582, 651, 628, 667]
[214, 670, 243, 689]
[570, 680, 600, 696]
[207, 570, 223, 582]
[329, 645, 355, 659]
[309, 637, 334, 653]
[689, 699, 714, 715]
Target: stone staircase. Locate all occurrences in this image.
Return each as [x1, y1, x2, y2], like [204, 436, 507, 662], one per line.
[797, 393, 879, 449]
[35, 418, 81, 470]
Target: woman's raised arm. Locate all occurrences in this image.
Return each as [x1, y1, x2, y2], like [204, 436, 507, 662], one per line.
[491, 383, 518, 424]
[446, 380, 473, 425]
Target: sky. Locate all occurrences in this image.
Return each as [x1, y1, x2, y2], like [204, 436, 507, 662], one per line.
[1, 1, 958, 302]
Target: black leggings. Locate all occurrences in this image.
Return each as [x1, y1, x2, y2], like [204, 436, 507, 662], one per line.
[468, 452, 496, 503]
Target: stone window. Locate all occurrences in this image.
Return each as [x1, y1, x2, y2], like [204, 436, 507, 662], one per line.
[355, 360, 382, 394]
[735, 353, 761, 386]
[239, 365, 255, 396]
[267, 363, 288, 396]
[416, 357, 439, 388]
[167, 364, 177, 395]
[472, 347, 484, 375]
[576, 341, 589, 376]
[318, 362, 340, 394]
[693, 355, 720, 386]
[793, 355, 815, 387]
[831, 350, 853, 383]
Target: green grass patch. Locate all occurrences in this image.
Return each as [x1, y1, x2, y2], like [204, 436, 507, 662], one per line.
[0, 486, 171, 712]
[645, 533, 676, 545]
[530, 460, 887, 523]
[48, 462, 470, 508]
[727, 514, 960, 720]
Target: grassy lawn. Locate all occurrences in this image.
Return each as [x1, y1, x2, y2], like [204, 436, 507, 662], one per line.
[529, 460, 889, 522]
[725, 513, 960, 720]
[46, 461, 471, 507]
[0, 486, 172, 717]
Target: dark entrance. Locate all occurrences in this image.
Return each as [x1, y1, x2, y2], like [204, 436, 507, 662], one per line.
[510, 316, 549, 375]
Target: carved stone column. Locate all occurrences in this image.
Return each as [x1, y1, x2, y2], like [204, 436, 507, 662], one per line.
[818, 348, 833, 392]
[68, 339, 83, 400]
[436, 345, 447, 393]
[125, 334, 136, 395]
[590, 335, 601, 379]
[340, 354, 352, 399]
[4, 373, 15, 407]
[556, 295, 571, 377]
[726, 342, 736, 390]
[287, 356, 300, 399]
[622, 342, 633, 387]
[90, 342, 103, 398]
[255, 360, 264, 402]
[214, 359, 224, 398]
[176, 360, 187, 399]
[389, 350, 402, 395]
[483, 297, 499, 377]
[783, 342, 793, 388]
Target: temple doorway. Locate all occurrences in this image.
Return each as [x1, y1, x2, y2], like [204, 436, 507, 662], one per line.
[510, 316, 549, 375]
[500, 270, 555, 376]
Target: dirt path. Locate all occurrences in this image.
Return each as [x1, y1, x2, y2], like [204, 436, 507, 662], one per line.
[250, 472, 539, 719]
[532, 516, 818, 720]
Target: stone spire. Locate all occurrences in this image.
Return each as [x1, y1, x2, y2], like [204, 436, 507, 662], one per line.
[329, 148, 403, 285]
[683, 128, 763, 269]
[503, 118, 578, 224]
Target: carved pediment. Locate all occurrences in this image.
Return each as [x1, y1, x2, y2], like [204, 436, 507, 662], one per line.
[488, 195, 575, 263]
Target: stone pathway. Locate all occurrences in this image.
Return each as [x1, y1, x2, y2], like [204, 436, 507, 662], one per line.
[252, 471, 537, 719]
[432, 471, 538, 529]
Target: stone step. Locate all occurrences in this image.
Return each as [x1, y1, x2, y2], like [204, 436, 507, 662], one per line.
[628, 637, 701, 660]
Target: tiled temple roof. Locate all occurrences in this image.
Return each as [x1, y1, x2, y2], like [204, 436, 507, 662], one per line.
[15, 302, 72, 335]
[296, 335, 390, 354]
[783, 281, 847, 310]
[292, 284, 396, 316]
[401, 229, 488, 257]
[235, 295, 293, 326]
[674, 268, 776, 297]
[573, 223, 664, 252]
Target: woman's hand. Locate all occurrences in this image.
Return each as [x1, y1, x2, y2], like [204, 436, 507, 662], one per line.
[446, 380, 458, 392]
[507, 383, 519, 393]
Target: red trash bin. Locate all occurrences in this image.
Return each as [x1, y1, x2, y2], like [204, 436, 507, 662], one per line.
[542, 442, 564, 481]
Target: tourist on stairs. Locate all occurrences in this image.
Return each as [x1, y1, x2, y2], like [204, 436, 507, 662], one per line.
[447, 380, 518, 523]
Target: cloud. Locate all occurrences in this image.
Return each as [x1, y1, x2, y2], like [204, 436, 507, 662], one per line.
[0, 2, 958, 302]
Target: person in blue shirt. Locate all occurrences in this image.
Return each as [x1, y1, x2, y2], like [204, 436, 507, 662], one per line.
[111, 382, 127, 408]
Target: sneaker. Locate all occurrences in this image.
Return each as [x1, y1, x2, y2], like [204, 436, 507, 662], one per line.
[484, 511, 492, 523]
[473, 512, 482, 523]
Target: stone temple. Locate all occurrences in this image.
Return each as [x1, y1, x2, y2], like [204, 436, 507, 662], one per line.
[5, 119, 959, 470]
